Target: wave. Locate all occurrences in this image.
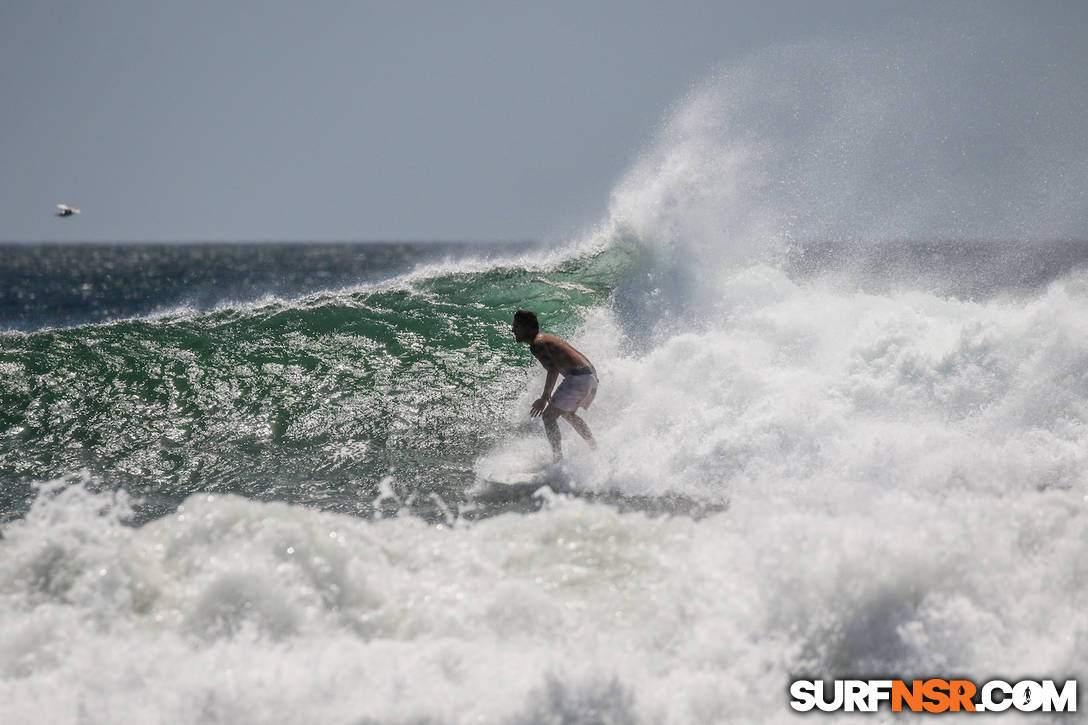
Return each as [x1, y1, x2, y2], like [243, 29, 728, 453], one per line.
[0, 476, 1084, 723]
[0, 243, 632, 522]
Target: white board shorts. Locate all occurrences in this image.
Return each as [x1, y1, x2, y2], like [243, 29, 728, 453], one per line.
[550, 371, 598, 413]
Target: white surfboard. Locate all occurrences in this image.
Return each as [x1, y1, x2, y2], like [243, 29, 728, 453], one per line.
[489, 467, 554, 485]
[474, 464, 570, 501]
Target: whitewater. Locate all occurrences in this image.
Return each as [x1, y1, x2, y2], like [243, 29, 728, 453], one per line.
[2, 32, 1087, 725]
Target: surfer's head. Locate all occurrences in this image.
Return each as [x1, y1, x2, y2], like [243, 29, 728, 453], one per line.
[512, 309, 539, 342]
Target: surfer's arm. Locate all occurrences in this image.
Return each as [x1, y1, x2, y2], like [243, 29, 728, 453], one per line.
[530, 368, 559, 417]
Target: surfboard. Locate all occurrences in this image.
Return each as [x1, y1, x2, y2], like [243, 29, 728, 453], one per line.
[473, 464, 571, 501]
[489, 467, 554, 486]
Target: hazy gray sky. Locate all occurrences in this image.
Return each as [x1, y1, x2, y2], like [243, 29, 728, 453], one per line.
[1, 1, 1084, 242]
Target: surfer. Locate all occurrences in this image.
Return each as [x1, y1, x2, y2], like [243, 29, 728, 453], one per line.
[511, 309, 598, 461]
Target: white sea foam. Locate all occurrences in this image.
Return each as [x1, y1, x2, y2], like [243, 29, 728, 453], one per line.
[556, 264, 1088, 501]
[1, 468, 1085, 724]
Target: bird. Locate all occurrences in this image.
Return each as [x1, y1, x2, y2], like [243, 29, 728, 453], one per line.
[55, 204, 81, 217]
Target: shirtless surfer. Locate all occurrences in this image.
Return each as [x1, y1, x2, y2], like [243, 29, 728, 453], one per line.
[511, 309, 598, 461]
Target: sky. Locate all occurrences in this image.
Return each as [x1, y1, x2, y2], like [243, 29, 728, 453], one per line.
[1, 0, 1085, 242]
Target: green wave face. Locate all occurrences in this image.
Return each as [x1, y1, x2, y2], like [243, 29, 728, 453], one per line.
[0, 245, 633, 521]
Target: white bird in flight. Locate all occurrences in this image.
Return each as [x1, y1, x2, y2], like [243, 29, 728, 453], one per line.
[55, 204, 81, 217]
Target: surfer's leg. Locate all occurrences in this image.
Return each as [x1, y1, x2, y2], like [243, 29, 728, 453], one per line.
[561, 411, 597, 450]
[543, 406, 563, 461]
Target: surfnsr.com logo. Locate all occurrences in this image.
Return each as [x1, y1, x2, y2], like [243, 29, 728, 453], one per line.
[789, 679, 1077, 713]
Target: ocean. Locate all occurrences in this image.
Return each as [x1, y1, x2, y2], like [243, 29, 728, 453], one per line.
[4, 38, 1088, 725]
[2, 234, 1086, 723]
